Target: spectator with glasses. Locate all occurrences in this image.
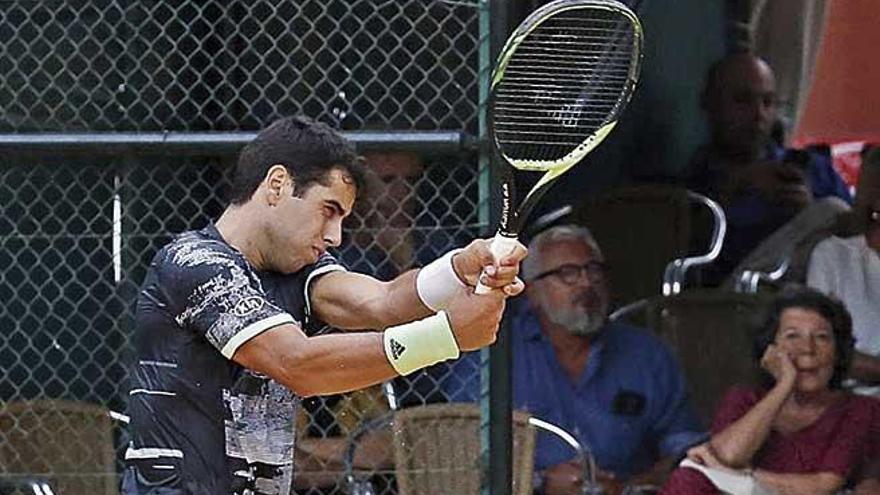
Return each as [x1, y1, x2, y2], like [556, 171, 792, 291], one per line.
[445, 225, 704, 495]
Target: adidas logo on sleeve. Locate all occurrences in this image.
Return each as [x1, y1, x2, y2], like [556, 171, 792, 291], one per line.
[389, 338, 407, 360]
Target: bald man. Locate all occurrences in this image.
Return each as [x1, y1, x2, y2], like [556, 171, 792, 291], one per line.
[686, 52, 851, 284]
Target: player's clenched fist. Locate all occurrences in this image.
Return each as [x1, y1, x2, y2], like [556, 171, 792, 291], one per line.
[385, 239, 524, 377]
[452, 237, 528, 295]
[445, 288, 507, 351]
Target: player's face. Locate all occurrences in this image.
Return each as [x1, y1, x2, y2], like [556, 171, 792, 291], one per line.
[774, 308, 837, 394]
[710, 57, 777, 156]
[528, 240, 609, 336]
[271, 168, 356, 273]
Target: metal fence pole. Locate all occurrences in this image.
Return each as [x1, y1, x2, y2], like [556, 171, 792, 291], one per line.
[482, 1, 514, 494]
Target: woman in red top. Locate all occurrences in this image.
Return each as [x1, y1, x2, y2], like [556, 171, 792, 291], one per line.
[661, 286, 879, 495]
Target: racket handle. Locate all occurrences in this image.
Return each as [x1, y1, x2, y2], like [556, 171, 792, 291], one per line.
[474, 233, 519, 295]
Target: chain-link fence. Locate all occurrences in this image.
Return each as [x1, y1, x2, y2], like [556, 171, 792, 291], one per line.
[0, 1, 492, 494]
[0, 0, 482, 133]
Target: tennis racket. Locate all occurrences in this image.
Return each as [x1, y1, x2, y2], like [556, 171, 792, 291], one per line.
[476, 0, 643, 293]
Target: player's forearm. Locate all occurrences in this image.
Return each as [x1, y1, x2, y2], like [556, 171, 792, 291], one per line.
[754, 469, 844, 495]
[313, 245, 490, 331]
[236, 313, 461, 397]
[312, 270, 430, 331]
[269, 332, 397, 397]
[849, 350, 880, 384]
[235, 327, 397, 397]
[710, 381, 792, 468]
[292, 439, 365, 490]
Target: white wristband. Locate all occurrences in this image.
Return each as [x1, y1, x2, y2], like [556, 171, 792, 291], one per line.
[383, 311, 460, 376]
[416, 248, 466, 311]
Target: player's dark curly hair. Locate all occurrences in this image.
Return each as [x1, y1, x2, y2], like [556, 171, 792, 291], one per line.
[753, 286, 855, 389]
[228, 115, 367, 205]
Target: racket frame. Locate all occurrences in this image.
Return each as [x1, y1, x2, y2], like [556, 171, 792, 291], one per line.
[487, 0, 643, 237]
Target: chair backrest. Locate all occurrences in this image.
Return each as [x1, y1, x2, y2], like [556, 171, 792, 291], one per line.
[573, 185, 696, 307]
[391, 403, 535, 495]
[622, 291, 773, 424]
[0, 399, 117, 495]
[726, 197, 852, 288]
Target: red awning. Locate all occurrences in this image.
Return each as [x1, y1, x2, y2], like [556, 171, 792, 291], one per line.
[793, 0, 880, 147]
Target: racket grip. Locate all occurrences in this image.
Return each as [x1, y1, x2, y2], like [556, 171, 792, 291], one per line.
[474, 233, 520, 295]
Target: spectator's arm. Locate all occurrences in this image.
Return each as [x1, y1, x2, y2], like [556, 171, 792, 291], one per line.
[296, 430, 392, 471]
[856, 479, 880, 495]
[753, 469, 844, 495]
[710, 351, 796, 468]
[807, 152, 853, 204]
[710, 391, 785, 468]
[293, 431, 393, 489]
[293, 437, 348, 489]
[849, 350, 880, 385]
[856, 461, 880, 495]
[855, 450, 880, 495]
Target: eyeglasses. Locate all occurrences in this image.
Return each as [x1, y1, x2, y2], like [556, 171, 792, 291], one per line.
[532, 261, 606, 285]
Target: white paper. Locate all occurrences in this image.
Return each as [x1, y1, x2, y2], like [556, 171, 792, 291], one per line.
[679, 458, 774, 495]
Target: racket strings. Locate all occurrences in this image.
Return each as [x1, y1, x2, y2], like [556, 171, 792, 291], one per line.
[493, 7, 638, 164]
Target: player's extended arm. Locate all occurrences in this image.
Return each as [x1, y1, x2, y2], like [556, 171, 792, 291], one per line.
[235, 325, 393, 396]
[233, 287, 508, 397]
[311, 269, 426, 330]
[311, 237, 526, 330]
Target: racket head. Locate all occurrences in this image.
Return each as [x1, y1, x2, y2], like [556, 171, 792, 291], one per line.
[489, 0, 643, 175]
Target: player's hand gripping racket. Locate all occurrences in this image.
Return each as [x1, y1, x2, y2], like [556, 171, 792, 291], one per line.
[475, 0, 643, 294]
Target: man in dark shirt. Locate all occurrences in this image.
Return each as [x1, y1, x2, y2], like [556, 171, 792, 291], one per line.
[686, 52, 851, 284]
[122, 116, 526, 495]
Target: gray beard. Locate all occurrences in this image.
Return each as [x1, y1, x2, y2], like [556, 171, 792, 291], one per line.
[547, 308, 604, 336]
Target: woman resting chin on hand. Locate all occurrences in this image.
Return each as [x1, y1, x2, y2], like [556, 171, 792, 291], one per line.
[660, 287, 880, 495]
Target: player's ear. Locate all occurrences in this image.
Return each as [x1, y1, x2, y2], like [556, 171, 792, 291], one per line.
[264, 164, 291, 207]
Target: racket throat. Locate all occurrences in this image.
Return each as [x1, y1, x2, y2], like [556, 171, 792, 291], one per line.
[499, 182, 519, 235]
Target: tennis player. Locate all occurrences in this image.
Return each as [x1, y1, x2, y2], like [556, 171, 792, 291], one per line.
[121, 116, 526, 495]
